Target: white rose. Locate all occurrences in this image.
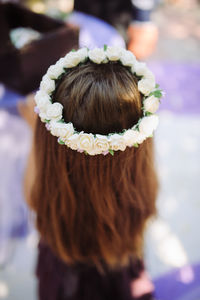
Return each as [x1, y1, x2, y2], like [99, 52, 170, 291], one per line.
[86, 149, 98, 155]
[135, 132, 146, 144]
[88, 48, 106, 64]
[39, 111, 48, 122]
[66, 133, 79, 150]
[50, 121, 74, 139]
[76, 47, 88, 62]
[120, 50, 136, 67]
[138, 78, 155, 96]
[64, 51, 82, 68]
[79, 133, 94, 152]
[144, 70, 155, 81]
[132, 62, 149, 77]
[35, 91, 51, 112]
[109, 134, 126, 151]
[143, 95, 160, 113]
[35, 90, 45, 104]
[46, 102, 63, 121]
[94, 134, 110, 153]
[139, 115, 159, 137]
[47, 63, 64, 79]
[40, 75, 55, 94]
[123, 129, 145, 146]
[56, 57, 65, 64]
[105, 46, 123, 61]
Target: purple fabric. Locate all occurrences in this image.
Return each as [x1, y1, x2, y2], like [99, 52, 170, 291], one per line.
[154, 264, 200, 300]
[149, 62, 200, 115]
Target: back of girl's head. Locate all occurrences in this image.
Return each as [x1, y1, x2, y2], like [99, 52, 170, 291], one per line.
[32, 61, 158, 270]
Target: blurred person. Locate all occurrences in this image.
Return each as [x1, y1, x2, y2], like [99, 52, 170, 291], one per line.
[74, 0, 158, 59]
[18, 46, 163, 299]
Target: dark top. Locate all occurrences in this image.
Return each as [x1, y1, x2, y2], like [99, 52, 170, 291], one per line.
[74, 0, 133, 30]
[74, 0, 153, 28]
[36, 241, 154, 300]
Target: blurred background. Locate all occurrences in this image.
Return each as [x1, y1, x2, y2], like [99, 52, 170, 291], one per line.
[0, 0, 200, 299]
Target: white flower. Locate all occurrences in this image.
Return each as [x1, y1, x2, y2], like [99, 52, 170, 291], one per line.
[40, 75, 55, 94]
[36, 46, 161, 154]
[39, 112, 48, 122]
[65, 133, 79, 150]
[120, 50, 136, 67]
[105, 46, 123, 61]
[94, 134, 110, 153]
[123, 129, 145, 146]
[47, 63, 64, 79]
[88, 48, 106, 64]
[132, 62, 149, 77]
[135, 132, 146, 144]
[66, 133, 79, 150]
[76, 47, 88, 62]
[64, 51, 82, 68]
[56, 57, 65, 64]
[143, 95, 160, 113]
[144, 70, 155, 81]
[35, 90, 51, 112]
[50, 121, 74, 139]
[139, 115, 159, 137]
[86, 149, 98, 155]
[46, 102, 63, 121]
[79, 133, 94, 152]
[35, 90, 44, 105]
[138, 78, 156, 96]
[109, 134, 126, 151]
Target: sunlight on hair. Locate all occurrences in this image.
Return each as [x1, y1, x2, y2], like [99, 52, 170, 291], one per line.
[149, 219, 188, 267]
[0, 281, 9, 298]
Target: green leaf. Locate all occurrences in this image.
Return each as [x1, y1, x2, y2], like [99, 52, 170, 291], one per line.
[145, 112, 153, 116]
[57, 72, 64, 80]
[58, 119, 64, 123]
[44, 119, 50, 123]
[104, 44, 108, 51]
[109, 149, 114, 156]
[153, 90, 162, 98]
[133, 143, 139, 148]
[58, 139, 65, 145]
[155, 84, 160, 88]
[71, 49, 76, 52]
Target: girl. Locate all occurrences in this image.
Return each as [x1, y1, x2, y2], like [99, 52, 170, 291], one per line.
[21, 46, 162, 300]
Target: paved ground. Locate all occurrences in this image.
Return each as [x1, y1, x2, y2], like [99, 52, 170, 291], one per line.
[151, 1, 200, 61]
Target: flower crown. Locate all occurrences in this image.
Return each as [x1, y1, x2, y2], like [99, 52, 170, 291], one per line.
[34, 46, 163, 156]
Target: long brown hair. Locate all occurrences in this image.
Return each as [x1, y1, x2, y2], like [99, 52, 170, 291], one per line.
[31, 61, 158, 270]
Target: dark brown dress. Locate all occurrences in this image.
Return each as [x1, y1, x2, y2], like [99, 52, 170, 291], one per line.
[36, 241, 154, 300]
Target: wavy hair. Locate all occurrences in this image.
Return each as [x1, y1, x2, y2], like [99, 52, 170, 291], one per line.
[31, 62, 158, 270]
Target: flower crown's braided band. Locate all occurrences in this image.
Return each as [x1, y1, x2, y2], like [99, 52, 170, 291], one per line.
[34, 46, 163, 156]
